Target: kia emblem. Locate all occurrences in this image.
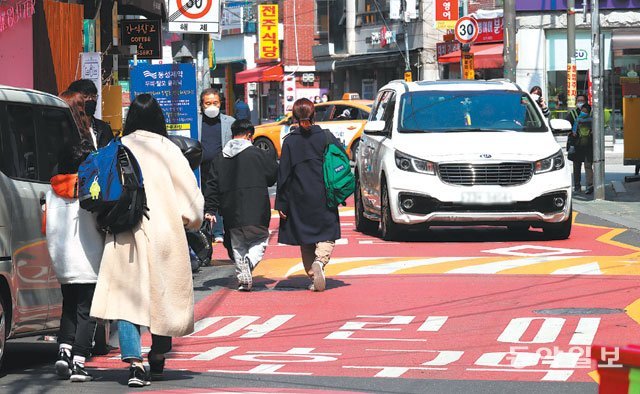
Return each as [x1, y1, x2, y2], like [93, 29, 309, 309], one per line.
[480, 154, 492, 158]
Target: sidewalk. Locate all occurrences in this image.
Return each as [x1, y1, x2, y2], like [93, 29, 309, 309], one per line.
[572, 150, 640, 231]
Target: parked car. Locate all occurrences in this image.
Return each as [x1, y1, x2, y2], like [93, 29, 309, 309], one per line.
[0, 85, 108, 368]
[354, 79, 574, 240]
[252, 97, 373, 160]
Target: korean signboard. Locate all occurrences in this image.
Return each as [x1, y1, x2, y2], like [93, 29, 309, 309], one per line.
[258, 4, 279, 60]
[475, 17, 503, 44]
[0, 0, 35, 33]
[436, 41, 461, 59]
[462, 53, 475, 80]
[129, 63, 198, 140]
[435, 0, 459, 30]
[121, 20, 162, 59]
[516, 0, 640, 11]
[567, 63, 577, 107]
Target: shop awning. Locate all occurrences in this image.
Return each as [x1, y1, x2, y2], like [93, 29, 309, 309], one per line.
[235, 64, 283, 84]
[438, 43, 504, 69]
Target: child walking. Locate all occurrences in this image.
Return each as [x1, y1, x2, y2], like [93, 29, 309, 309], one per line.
[46, 140, 105, 381]
[204, 119, 278, 291]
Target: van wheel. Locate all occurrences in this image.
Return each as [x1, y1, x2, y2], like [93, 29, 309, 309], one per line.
[355, 175, 377, 234]
[254, 137, 277, 160]
[350, 139, 360, 161]
[0, 293, 6, 369]
[543, 207, 573, 240]
[380, 183, 402, 241]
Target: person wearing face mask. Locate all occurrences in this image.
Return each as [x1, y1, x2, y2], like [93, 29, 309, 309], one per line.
[529, 86, 550, 117]
[68, 79, 114, 149]
[199, 88, 235, 244]
[567, 94, 588, 127]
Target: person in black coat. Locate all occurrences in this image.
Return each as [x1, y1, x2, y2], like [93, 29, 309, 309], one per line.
[204, 119, 278, 291]
[68, 79, 114, 148]
[275, 98, 341, 292]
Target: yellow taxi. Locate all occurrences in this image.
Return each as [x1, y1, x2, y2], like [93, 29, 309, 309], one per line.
[252, 96, 373, 160]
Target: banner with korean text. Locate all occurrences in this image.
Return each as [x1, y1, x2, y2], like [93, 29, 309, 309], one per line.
[435, 0, 458, 30]
[258, 4, 279, 60]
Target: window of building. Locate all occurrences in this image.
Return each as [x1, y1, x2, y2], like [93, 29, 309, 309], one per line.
[357, 0, 388, 26]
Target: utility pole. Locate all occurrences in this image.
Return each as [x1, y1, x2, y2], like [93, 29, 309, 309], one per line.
[591, 0, 605, 199]
[503, 0, 517, 82]
[567, 0, 576, 108]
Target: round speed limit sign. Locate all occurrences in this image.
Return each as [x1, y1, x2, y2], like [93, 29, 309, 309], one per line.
[455, 16, 479, 44]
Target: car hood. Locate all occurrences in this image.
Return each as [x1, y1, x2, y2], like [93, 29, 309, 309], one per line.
[392, 131, 561, 162]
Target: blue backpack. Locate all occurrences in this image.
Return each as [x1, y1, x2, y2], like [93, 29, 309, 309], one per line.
[78, 138, 148, 234]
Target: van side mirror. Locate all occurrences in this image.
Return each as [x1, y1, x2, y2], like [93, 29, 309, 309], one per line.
[549, 118, 572, 133]
[364, 120, 387, 135]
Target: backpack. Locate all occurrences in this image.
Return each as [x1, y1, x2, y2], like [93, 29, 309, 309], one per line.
[78, 138, 149, 234]
[322, 130, 355, 208]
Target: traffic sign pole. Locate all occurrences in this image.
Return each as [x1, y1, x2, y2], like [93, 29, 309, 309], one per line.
[454, 17, 478, 79]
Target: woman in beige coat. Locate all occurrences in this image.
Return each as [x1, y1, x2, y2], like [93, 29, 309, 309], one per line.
[90, 94, 203, 387]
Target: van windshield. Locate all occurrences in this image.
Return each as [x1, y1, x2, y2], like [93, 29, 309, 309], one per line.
[398, 90, 546, 133]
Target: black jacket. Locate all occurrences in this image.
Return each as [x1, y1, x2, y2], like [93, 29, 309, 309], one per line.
[204, 141, 278, 230]
[275, 125, 341, 245]
[92, 118, 114, 148]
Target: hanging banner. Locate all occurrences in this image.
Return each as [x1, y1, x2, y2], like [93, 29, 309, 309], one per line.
[567, 63, 577, 107]
[435, 0, 459, 30]
[81, 52, 102, 120]
[258, 4, 279, 60]
[462, 52, 475, 80]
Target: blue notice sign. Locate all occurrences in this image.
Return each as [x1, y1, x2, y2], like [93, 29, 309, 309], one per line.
[129, 63, 198, 140]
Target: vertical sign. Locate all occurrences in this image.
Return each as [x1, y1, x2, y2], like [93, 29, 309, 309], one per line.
[81, 52, 102, 119]
[462, 53, 475, 80]
[258, 4, 279, 60]
[567, 63, 577, 108]
[435, 0, 459, 30]
[83, 19, 96, 52]
[129, 63, 198, 140]
[404, 71, 413, 82]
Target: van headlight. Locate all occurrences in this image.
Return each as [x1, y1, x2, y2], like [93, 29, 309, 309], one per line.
[534, 150, 565, 174]
[395, 151, 436, 175]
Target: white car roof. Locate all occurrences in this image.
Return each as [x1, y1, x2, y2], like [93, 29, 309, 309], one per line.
[0, 85, 68, 108]
[381, 79, 523, 93]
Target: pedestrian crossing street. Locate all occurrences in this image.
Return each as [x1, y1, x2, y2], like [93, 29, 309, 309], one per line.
[254, 208, 640, 278]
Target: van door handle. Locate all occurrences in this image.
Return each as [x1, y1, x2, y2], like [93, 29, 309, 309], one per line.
[40, 193, 46, 206]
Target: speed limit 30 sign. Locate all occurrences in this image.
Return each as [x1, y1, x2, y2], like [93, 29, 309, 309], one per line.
[168, 0, 221, 34]
[454, 16, 479, 44]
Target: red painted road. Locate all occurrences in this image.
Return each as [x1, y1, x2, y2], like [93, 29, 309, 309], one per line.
[89, 275, 640, 382]
[88, 198, 640, 385]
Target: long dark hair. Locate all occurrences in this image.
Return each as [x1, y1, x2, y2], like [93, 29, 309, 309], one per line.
[292, 98, 315, 131]
[123, 94, 167, 136]
[59, 90, 91, 141]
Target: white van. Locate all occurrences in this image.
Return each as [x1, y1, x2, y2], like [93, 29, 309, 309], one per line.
[354, 80, 574, 240]
[0, 85, 108, 368]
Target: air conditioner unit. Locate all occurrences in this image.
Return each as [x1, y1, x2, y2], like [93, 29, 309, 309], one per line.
[302, 73, 315, 83]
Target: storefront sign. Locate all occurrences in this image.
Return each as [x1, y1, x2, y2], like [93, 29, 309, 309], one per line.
[83, 19, 96, 52]
[436, 41, 461, 58]
[516, 0, 640, 10]
[475, 17, 503, 44]
[258, 4, 279, 60]
[0, 0, 35, 33]
[129, 63, 198, 140]
[404, 71, 413, 82]
[462, 53, 474, 80]
[371, 26, 396, 48]
[435, 0, 459, 30]
[567, 63, 577, 107]
[121, 20, 162, 59]
[81, 52, 102, 119]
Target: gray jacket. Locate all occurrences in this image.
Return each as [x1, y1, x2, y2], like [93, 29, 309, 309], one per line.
[198, 112, 235, 148]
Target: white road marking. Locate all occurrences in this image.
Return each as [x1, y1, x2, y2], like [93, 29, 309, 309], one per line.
[447, 256, 576, 274]
[339, 257, 469, 276]
[551, 262, 602, 275]
[482, 245, 588, 257]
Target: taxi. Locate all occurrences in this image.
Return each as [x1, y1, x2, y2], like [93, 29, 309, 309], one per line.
[253, 94, 373, 160]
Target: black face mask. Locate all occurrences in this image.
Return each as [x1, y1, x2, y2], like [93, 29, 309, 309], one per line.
[84, 100, 97, 117]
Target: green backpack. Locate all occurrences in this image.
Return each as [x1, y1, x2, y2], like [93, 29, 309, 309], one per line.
[322, 130, 355, 208]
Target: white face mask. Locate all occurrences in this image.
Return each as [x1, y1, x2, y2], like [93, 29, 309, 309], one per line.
[530, 93, 540, 102]
[204, 105, 220, 119]
[576, 101, 585, 109]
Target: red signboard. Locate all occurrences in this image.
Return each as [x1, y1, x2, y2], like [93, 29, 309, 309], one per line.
[475, 17, 504, 43]
[436, 41, 461, 59]
[435, 0, 459, 30]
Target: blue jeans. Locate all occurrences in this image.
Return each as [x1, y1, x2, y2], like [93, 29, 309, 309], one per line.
[213, 213, 224, 238]
[118, 320, 172, 362]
